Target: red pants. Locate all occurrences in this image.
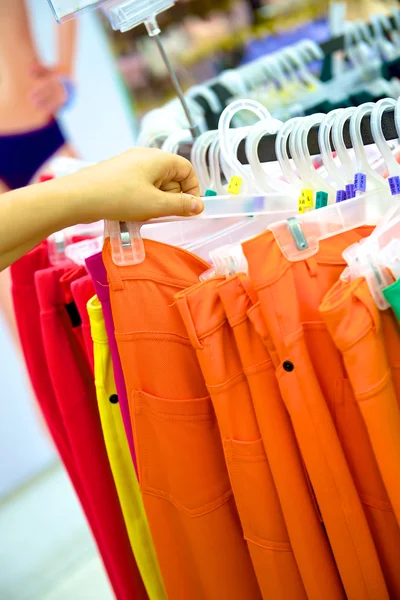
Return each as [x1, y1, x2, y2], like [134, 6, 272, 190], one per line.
[35, 265, 147, 600]
[11, 247, 120, 593]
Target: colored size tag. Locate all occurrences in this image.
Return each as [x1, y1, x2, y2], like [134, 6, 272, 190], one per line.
[228, 176, 243, 195]
[205, 189, 217, 197]
[315, 191, 328, 209]
[345, 183, 355, 199]
[388, 176, 400, 196]
[354, 172, 366, 193]
[298, 195, 307, 214]
[301, 189, 314, 208]
[336, 189, 346, 203]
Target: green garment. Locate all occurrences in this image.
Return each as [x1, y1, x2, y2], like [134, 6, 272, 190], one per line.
[383, 279, 400, 322]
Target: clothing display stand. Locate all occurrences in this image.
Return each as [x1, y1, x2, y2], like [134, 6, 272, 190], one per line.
[179, 106, 398, 164]
[176, 11, 400, 163]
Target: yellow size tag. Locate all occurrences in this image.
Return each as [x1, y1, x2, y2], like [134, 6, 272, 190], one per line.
[298, 196, 307, 214]
[301, 189, 314, 208]
[228, 176, 243, 195]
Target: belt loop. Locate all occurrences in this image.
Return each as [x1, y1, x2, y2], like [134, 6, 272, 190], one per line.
[176, 294, 203, 350]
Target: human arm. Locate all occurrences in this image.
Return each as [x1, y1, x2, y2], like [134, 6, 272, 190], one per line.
[29, 19, 77, 113]
[0, 149, 203, 272]
[56, 19, 77, 78]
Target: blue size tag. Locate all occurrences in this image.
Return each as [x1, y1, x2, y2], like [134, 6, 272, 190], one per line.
[354, 172, 367, 192]
[388, 176, 400, 196]
[336, 190, 346, 203]
[345, 183, 356, 199]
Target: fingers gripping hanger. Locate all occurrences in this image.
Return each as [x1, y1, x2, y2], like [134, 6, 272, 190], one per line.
[108, 103, 297, 266]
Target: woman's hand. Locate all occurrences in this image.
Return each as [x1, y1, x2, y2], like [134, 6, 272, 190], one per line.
[0, 148, 204, 271]
[28, 63, 70, 115]
[67, 148, 204, 223]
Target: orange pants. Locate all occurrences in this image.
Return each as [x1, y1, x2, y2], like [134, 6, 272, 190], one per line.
[320, 278, 400, 597]
[103, 238, 260, 600]
[243, 229, 388, 600]
[176, 277, 305, 599]
[382, 310, 400, 408]
[217, 273, 345, 600]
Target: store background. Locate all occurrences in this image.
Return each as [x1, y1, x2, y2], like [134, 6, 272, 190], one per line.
[1, 1, 399, 599]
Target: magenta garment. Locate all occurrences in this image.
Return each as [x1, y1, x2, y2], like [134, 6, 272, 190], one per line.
[85, 252, 138, 474]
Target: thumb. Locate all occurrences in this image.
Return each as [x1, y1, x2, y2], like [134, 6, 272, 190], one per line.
[153, 191, 204, 218]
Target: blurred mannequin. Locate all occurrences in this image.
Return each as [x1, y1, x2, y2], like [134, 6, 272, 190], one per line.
[0, 0, 77, 342]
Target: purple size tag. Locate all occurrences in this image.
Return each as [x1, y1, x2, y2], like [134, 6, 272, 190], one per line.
[336, 189, 346, 203]
[388, 176, 400, 196]
[345, 183, 356, 199]
[354, 172, 366, 192]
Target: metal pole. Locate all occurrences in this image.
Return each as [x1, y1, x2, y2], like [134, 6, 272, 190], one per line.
[145, 17, 200, 139]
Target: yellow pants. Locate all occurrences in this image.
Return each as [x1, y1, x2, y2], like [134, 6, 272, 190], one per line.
[88, 295, 167, 600]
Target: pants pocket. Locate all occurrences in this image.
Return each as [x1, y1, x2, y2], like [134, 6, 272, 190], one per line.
[225, 438, 306, 599]
[133, 389, 232, 516]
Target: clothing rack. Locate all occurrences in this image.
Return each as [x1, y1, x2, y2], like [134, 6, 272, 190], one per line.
[179, 106, 398, 164]
[179, 12, 400, 164]
[195, 13, 400, 111]
[320, 13, 398, 57]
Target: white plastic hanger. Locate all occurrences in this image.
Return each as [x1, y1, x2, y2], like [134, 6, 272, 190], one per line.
[245, 118, 292, 195]
[290, 113, 336, 199]
[266, 95, 400, 263]
[318, 109, 349, 192]
[341, 203, 400, 309]
[349, 102, 388, 190]
[186, 85, 222, 116]
[370, 13, 398, 62]
[161, 129, 192, 154]
[217, 99, 273, 190]
[275, 117, 303, 190]
[370, 98, 400, 187]
[331, 107, 358, 189]
[190, 130, 216, 194]
[48, 222, 104, 266]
